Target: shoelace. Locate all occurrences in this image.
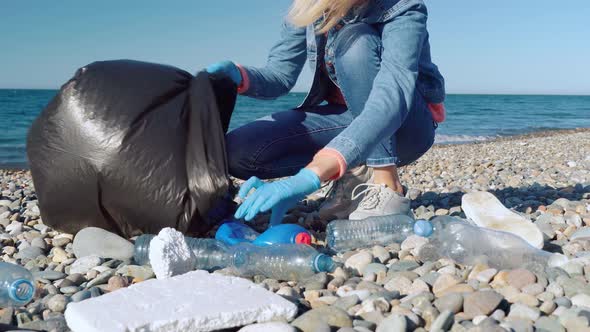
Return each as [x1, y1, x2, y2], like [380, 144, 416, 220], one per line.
[351, 183, 386, 209]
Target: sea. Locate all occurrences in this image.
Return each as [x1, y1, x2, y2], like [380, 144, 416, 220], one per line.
[1, 89, 589, 168]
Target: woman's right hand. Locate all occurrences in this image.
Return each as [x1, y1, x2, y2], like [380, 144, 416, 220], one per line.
[205, 61, 242, 86]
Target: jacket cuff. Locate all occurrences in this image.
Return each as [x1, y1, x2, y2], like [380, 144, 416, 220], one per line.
[235, 64, 250, 94]
[316, 148, 348, 180]
[428, 103, 446, 123]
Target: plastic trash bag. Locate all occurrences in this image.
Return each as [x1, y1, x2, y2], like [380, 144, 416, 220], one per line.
[27, 60, 236, 237]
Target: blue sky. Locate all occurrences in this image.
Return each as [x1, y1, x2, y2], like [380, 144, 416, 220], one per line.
[1, 0, 589, 94]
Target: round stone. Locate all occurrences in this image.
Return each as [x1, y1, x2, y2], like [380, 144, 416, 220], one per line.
[376, 314, 406, 332]
[69, 255, 103, 275]
[384, 276, 413, 295]
[51, 247, 68, 263]
[106, 276, 129, 292]
[291, 306, 352, 331]
[71, 290, 92, 303]
[46, 295, 68, 313]
[432, 274, 461, 296]
[31, 237, 47, 251]
[60, 286, 79, 294]
[521, 283, 544, 296]
[507, 303, 540, 321]
[463, 290, 504, 318]
[362, 263, 387, 277]
[571, 294, 590, 309]
[506, 268, 536, 290]
[345, 251, 373, 276]
[434, 293, 463, 313]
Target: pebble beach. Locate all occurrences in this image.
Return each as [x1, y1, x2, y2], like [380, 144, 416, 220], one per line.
[1, 129, 589, 332]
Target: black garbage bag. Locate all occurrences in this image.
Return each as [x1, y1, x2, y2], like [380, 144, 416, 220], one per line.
[27, 60, 237, 237]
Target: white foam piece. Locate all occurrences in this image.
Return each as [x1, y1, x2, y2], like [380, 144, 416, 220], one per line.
[149, 228, 195, 279]
[65, 270, 297, 332]
[462, 191, 544, 249]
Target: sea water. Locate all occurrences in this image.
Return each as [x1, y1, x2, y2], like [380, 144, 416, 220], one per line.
[1, 89, 589, 168]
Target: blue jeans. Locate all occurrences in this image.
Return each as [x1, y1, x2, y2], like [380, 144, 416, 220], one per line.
[227, 23, 436, 180]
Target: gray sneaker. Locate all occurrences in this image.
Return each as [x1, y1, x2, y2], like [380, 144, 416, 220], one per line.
[318, 165, 373, 220]
[348, 183, 413, 220]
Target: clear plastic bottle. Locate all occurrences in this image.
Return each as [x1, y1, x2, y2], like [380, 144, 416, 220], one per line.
[133, 235, 334, 280]
[325, 214, 434, 252]
[418, 216, 565, 275]
[0, 262, 36, 307]
[229, 243, 334, 280]
[134, 235, 228, 271]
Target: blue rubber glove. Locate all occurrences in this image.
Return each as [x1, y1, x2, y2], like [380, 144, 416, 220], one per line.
[235, 169, 321, 226]
[205, 60, 242, 86]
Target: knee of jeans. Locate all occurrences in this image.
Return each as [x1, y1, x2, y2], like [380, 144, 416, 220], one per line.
[225, 132, 256, 180]
[333, 23, 382, 68]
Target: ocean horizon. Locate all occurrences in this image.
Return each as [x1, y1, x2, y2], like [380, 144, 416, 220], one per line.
[1, 89, 589, 168]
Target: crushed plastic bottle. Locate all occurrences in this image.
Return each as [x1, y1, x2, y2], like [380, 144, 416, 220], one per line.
[0, 262, 36, 307]
[133, 235, 333, 281]
[216, 221, 312, 246]
[325, 214, 433, 252]
[418, 216, 566, 275]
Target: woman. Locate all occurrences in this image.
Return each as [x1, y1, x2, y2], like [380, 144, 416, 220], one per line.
[207, 0, 445, 226]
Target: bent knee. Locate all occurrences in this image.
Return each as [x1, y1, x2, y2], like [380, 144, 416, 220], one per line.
[225, 131, 256, 180]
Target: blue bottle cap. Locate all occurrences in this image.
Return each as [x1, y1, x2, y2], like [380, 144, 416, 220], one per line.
[9, 279, 35, 304]
[414, 220, 434, 237]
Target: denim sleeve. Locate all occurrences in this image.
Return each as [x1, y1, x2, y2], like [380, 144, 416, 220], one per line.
[325, 5, 428, 168]
[240, 20, 307, 99]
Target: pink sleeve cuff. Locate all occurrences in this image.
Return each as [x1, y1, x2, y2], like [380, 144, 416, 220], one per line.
[235, 64, 250, 94]
[316, 148, 348, 180]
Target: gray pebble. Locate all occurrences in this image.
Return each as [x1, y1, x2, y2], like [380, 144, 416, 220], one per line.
[69, 255, 103, 275]
[15, 246, 43, 260]
[89, 287, 102, 298]
[86, 269, 114, 288]
[534, 316, 564, 332]
[555, 296, 572, 308]
[71, 290, 92, 302]
[387, 261, 419, 273]
[30, 237, 47, 250]
[46, 294, 69, 313]
[430, 310, 454, 331]
[433, 293, 463, 314]
[51, 237, 71, 248]
[60, 286, 79, 294]
[333, 295, 360, 311]
[376, 314, 406, 332]
[66, 273, 86, 286]
[21, 316, 68, 332]
[44, 284, 59, 295]
[353, 319, 377, 330]
[33, 270, 66, 281]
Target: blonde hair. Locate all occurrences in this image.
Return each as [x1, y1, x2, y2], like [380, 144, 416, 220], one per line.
[288, 0, 361, 34]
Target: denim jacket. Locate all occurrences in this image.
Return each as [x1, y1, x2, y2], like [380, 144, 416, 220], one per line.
[238, 0, 445, 168]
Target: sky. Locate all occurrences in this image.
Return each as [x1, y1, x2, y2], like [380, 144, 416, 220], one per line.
[1, 0, 589, 95]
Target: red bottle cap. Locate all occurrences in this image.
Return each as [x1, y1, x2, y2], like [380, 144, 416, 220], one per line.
[294, 232, 312, 245]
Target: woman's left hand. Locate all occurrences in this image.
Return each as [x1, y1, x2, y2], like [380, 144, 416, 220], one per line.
[234, 168, 321, 226]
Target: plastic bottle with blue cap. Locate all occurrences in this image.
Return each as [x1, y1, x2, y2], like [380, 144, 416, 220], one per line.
[0, 262, 35, 307]
[325, 214, 441, 252]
